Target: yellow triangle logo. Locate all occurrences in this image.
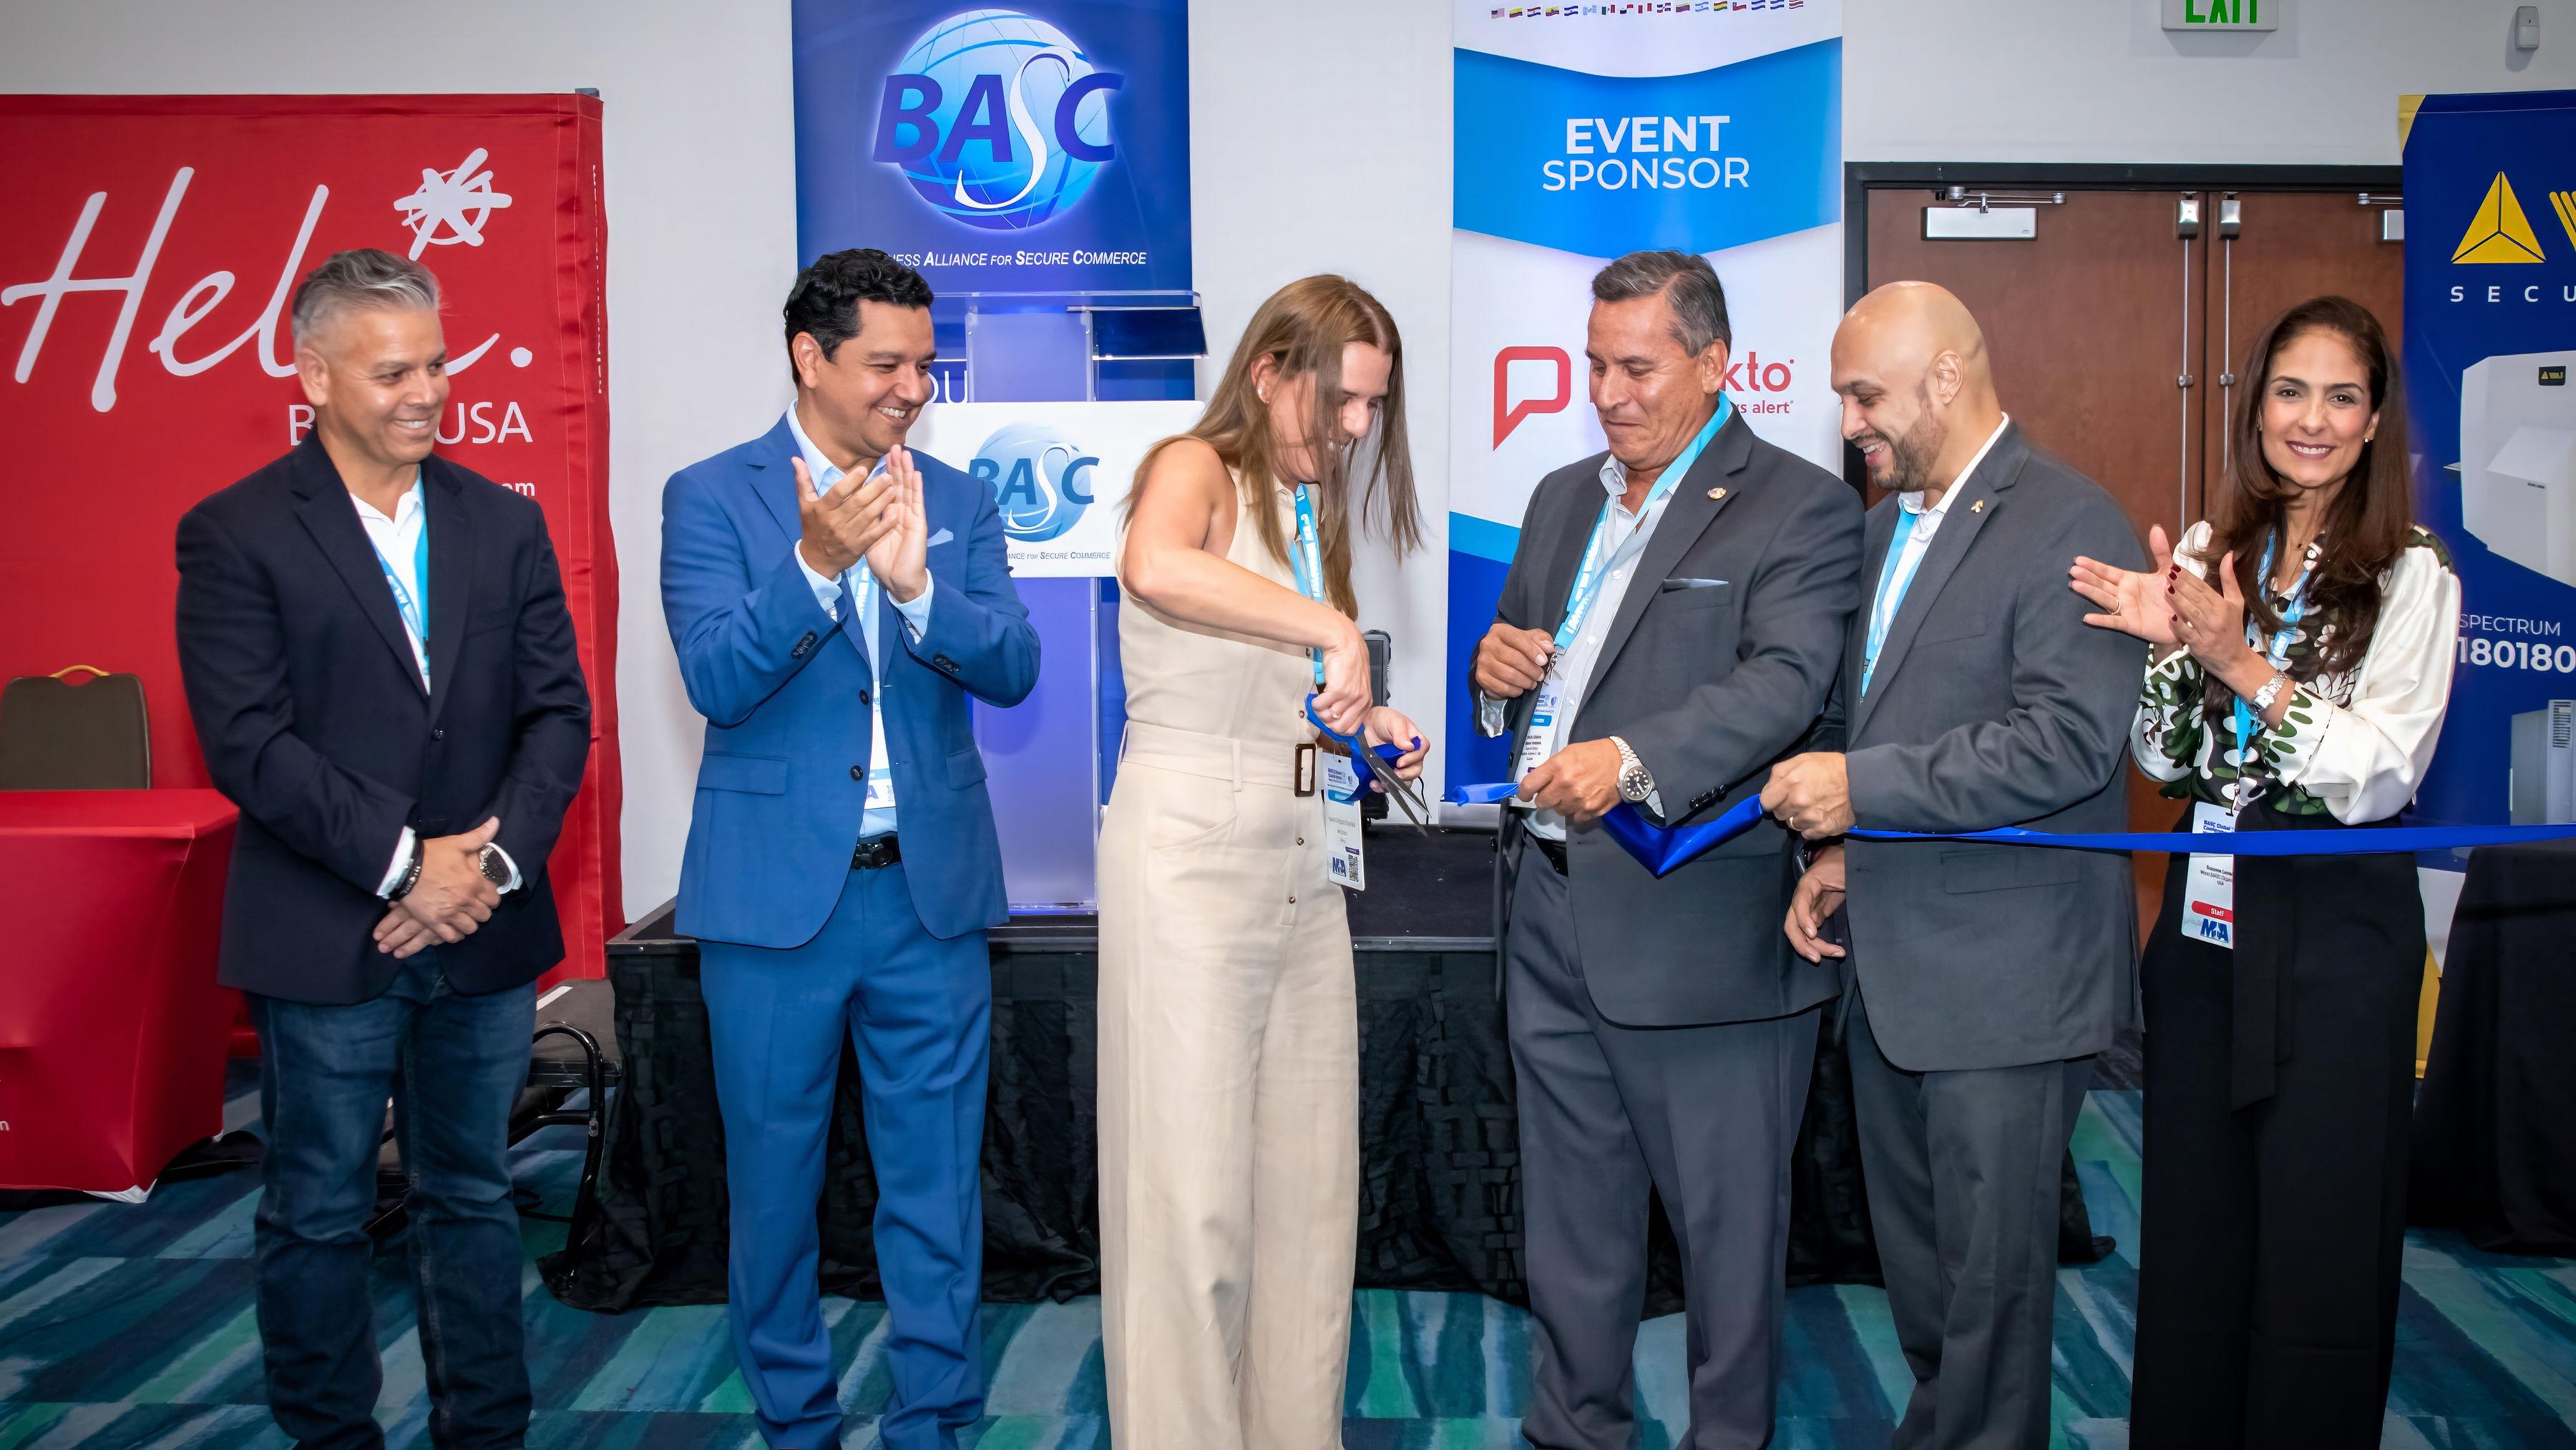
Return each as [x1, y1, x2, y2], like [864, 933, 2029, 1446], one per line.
[2454, 172, 2547, 263]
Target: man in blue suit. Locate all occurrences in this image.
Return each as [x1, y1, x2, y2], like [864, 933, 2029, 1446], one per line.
[660, 248, 1039, 1450]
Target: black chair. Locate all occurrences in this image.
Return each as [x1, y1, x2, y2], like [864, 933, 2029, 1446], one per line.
[0, 666, 150, 789]
[363, 978, 623, 1244]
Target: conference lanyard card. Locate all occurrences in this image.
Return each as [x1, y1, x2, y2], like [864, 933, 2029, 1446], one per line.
[1513, 677, 1568, 800]
[1323, 753, 1366, 890]
[2181, 799, 2237, 949]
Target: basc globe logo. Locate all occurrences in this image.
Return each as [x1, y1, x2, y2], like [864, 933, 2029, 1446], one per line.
[972, 423, 1098, 543]
[872, 9, 1126, 232]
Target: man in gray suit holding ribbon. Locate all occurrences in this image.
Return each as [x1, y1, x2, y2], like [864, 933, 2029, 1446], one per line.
[1473, 250, 1860, 1448]
[1765, 281, 2145, 1450]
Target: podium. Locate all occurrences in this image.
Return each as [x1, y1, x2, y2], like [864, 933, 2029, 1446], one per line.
[942, 291, 1203, 913]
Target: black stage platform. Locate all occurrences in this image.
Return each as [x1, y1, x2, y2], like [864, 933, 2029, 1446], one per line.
[547, 826, 2104, 1313]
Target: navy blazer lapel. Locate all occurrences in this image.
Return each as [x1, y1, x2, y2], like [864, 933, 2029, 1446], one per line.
[287, 438, 428, 701]
[1850, 424, 2027, 738]
[422, 459, 477, 724]
[1593, 410, 1752, 683]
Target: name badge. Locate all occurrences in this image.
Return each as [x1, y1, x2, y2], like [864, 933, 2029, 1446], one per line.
[2180, 799, 2237, 949]
[1323, 753, 1366, 890]
[1512, 676, 1567, 802]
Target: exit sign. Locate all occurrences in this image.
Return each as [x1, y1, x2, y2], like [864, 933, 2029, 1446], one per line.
[2163, 0, 2279, 29]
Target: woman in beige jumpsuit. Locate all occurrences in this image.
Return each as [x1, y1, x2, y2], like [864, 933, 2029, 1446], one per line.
[1098, 275, 1427, 1449]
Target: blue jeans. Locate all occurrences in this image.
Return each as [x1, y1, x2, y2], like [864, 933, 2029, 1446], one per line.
[702, 859, 990, 1450]
[247, 952, 535, 1450]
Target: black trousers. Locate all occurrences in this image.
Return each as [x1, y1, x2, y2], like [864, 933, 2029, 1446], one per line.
[2128, 830, 2423, 1449]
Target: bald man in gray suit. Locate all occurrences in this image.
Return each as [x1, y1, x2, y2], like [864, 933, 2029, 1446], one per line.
[1765, 283, 2145, 1450]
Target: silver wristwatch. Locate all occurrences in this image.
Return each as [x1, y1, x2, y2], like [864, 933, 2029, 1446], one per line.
[2250, 671, 2290, 716]
[1609, 735, 1654, 804]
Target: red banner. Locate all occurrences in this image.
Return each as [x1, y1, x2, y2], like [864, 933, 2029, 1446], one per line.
[0, 94, 623, 983]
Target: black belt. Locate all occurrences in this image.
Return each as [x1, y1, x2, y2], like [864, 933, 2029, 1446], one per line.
[851, 833, 902, 871]
[1528, 833, 1568, 876]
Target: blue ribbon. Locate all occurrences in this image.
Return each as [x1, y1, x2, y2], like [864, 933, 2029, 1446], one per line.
[1445, 779, 2576, 878]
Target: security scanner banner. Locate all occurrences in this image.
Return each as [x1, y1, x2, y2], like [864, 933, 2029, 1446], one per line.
[0, 94, 625, 978]
[2406, 90, 2576, 832]
[1446, 0, 1845, 784]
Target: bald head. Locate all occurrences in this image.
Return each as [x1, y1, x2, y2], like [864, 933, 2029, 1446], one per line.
[1830, 281, 2004, 499]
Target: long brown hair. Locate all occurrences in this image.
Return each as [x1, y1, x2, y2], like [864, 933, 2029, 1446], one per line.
[1133, 275, 1421, 615]
[2207, 295, 2415, 686]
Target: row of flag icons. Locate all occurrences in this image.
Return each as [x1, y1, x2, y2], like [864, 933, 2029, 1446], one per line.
[1493, 1, 1805, 14]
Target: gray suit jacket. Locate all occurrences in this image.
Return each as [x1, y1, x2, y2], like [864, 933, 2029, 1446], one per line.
[1823, 423, 2146, 1072]
[1485, 410, 1863, 1026]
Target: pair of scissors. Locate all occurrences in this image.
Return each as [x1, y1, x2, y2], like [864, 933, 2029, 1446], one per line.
[1304, 696, 1432, 832]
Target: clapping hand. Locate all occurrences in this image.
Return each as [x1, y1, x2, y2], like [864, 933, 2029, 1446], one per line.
[2170, 548, 2257, 675]
[794, 456, 901, 580]
[868, 446, 931, 604]
[2070, 525, 2180, 646]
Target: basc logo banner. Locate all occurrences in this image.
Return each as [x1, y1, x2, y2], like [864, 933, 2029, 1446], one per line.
[0, 94, 625, 978]
[792, 1, 1191, 292]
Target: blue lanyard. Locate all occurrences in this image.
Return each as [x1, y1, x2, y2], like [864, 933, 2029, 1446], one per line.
[369, 503, 429, 681]
[1553, 397, 1735, 657]
[1860, 504, 1926, 694]
[2231, 532, 2313, 749]
[1289, 483, 1330, 688]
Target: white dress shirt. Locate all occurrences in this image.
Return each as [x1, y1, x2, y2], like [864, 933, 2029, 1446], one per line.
[1480, 448, 1676, 842]
[785, 407, 937, 840]
[358, 475, 521, 898]
[1865, 414, 2010, 688]
[2134, 520, 2462, 824]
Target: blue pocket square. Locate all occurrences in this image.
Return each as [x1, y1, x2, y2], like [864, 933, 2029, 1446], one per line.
[927, 527, 955, 548]
[1660, 576, 1727, 591]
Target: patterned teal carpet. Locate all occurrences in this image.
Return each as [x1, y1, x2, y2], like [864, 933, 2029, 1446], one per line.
[5, 1078, 2574, 1449]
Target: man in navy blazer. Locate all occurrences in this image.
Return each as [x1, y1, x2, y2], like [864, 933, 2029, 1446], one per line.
[660, 248, 1038, 1450]
[175, 249, 591, 1449]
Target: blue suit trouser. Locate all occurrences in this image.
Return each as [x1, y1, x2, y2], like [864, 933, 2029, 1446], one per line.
[701, 859, 989, 1450]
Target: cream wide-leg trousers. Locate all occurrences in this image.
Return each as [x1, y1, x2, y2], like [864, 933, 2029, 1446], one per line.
[1096, 721, 1360, 1450]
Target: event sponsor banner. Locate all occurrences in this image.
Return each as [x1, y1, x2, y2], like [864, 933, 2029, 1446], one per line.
[2404, 92, 2576, 828]
[1448, 1, 1844, 784]
[792, 0, 1191, 294]
[903, 399, 1197, 575]
[0, 94, 623, 978]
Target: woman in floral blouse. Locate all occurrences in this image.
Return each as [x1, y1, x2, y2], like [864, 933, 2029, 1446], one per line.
[2068, 294, 2460, 1450]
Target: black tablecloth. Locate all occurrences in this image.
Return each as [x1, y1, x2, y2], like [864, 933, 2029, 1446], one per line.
[541, 829, 2099, 1313]
[2411, 840, 2576, 1255]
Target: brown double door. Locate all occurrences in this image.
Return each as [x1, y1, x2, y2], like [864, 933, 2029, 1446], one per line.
[1861, 183, 2404, 935]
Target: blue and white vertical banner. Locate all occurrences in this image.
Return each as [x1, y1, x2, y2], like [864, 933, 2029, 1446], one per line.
[2404, 92, 2576, 832]
[791, 1, 1192, 295]
[1446, 0, 1844, 783]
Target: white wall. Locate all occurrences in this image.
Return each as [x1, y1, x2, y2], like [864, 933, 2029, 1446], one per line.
[1186, 0, 1458, 792]
[1845, 0, 2576, 165]
[10, 0, 2569, 918]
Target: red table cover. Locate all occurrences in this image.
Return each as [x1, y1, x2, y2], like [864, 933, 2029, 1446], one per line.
[0, 790, 238, 1193]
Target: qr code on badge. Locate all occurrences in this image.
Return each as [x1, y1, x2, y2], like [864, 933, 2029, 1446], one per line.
[1331, 848, 1360, 882]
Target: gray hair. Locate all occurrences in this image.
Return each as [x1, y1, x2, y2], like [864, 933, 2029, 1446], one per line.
[290, 248, 441, 350]
[1590, 250, 1732, 356]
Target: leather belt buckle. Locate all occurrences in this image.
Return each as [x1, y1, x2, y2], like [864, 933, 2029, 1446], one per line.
[1294, 742, 1317, 797]
[851, 833, 902, 871]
